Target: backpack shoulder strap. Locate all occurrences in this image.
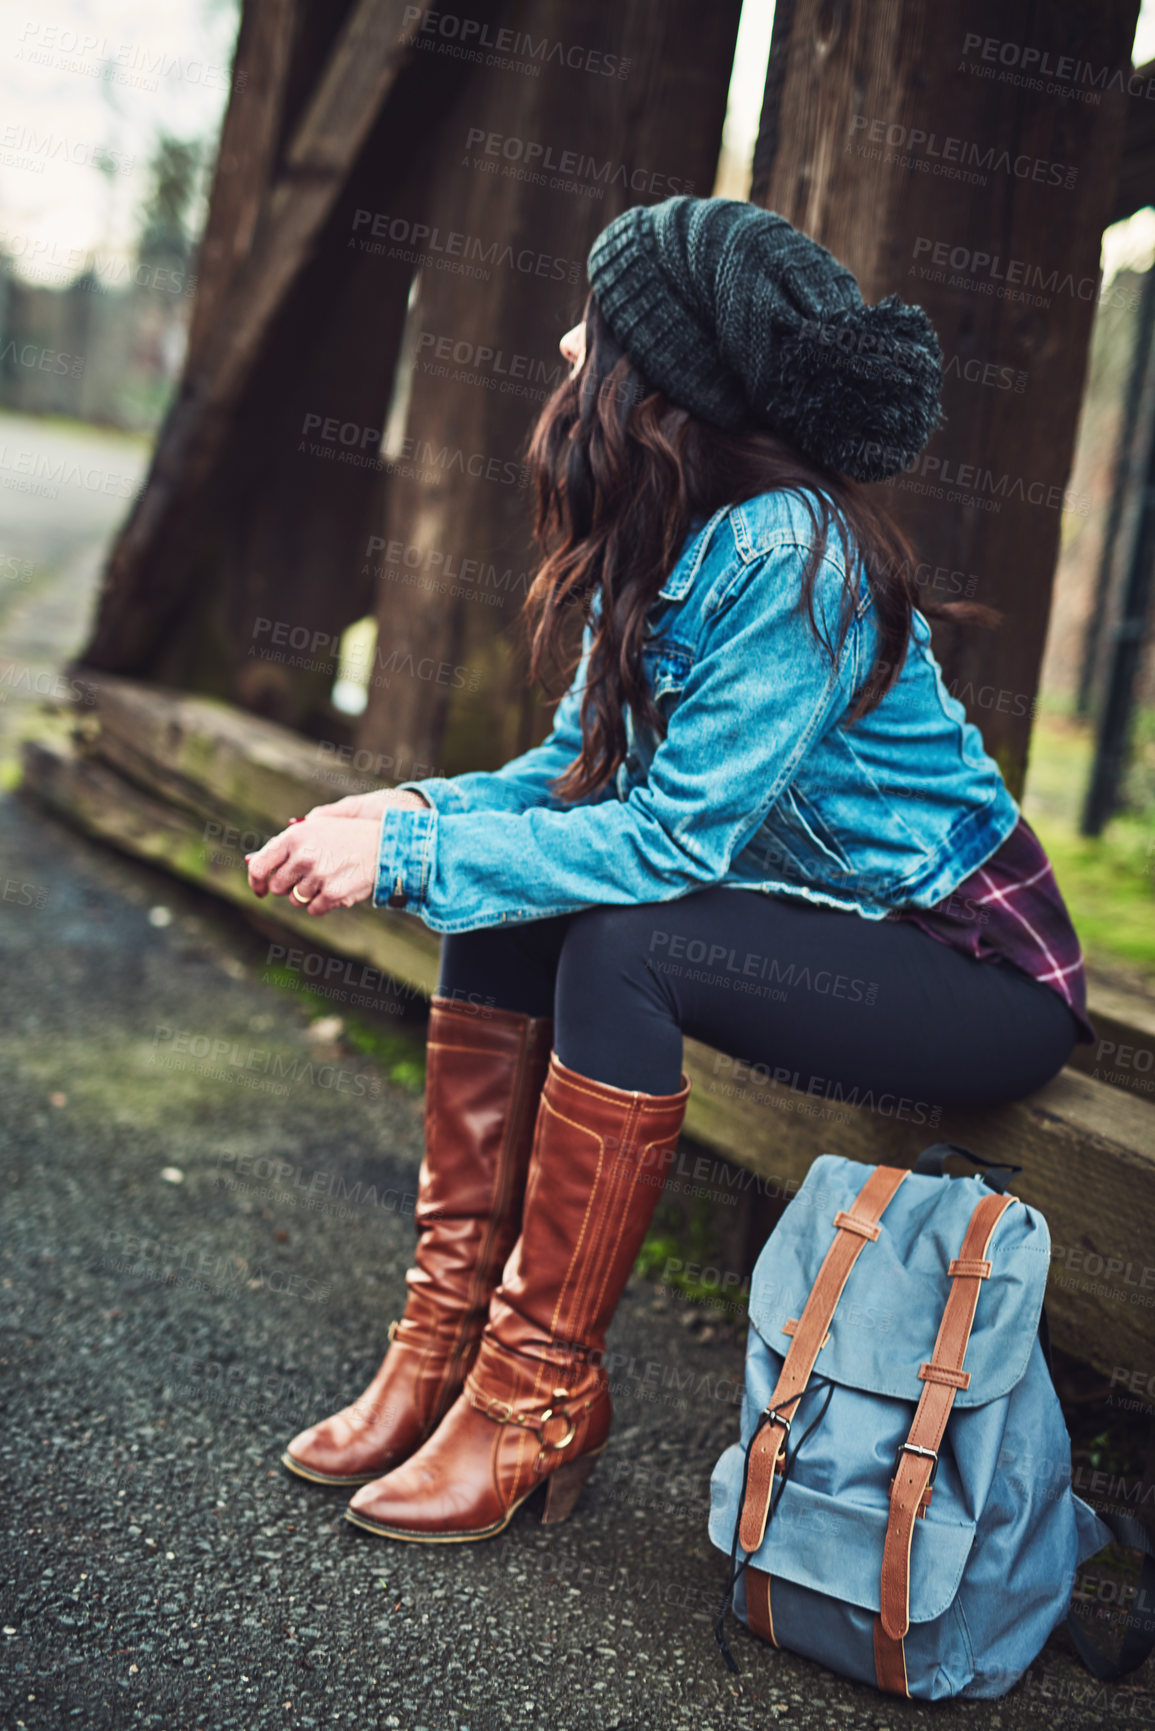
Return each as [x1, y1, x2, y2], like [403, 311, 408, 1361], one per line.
[738, 1163, 908, 1556]
[1067, 1510, 1155, 1682]
[874, 1189, 1017, 1696]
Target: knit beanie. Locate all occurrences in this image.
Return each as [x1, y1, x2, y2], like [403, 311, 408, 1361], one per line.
[586, 196, 943, 483]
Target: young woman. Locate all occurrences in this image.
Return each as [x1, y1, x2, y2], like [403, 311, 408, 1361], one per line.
[246, 197, 1092, 1544]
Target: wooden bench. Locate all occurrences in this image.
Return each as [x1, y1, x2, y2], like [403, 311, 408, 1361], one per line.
[20, 673, 1155, 1400]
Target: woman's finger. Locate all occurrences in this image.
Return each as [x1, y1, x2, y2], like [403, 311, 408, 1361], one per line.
[246, 833, 292, 896]
[267, 855, 314, 898]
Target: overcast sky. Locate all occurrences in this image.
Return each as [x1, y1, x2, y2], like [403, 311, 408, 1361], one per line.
[0, 0, 238, 284]
[1, 0, 1153, 290]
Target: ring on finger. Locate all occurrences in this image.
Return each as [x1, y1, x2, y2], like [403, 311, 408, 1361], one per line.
[290, 883, 313, 906]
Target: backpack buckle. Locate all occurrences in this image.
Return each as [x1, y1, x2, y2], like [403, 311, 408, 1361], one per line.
[893, 1441, 939, 1487]
[764, 1407, 792, 1474]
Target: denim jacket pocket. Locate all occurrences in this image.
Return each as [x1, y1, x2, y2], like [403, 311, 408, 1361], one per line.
[741, 783, 855, 886]
[619, 638, 695, 795]
[647, 640, 694, 705]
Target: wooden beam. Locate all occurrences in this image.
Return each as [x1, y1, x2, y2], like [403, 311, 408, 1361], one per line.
[1076, 259, 1155, 716]
[183, 0, 298, 366]
[77, 0, 427, 678]
[749, 0, 1140, 796]
[356, 0, 743, 775]
[21, 728, 443, 998]
[1068, 973, 1155, 1104]
[1112, 57, 1155, 223]
[20, 676, 1155, 1398]
[1082, 255, 1155, 832]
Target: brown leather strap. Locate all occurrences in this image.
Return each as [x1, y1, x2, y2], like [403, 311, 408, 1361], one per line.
[746, 1567, 777, 1645]
[873, 1189, 1017, 1693]
[874, 1613, 908, 1694]
[738, 1164, 908, 1553]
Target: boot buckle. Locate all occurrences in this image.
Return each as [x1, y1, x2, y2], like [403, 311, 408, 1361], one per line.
[482, 1396, 577, 1450]
[538, 1407, 577, 1450]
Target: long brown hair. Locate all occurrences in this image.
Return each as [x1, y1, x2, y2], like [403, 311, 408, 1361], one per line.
[522, 292, 992, 805]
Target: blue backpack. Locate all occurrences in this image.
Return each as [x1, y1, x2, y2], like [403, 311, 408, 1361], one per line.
[709, 1148, 1155, 1700]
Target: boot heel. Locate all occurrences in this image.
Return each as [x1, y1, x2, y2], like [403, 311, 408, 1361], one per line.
[541, 1450, 599, 1525]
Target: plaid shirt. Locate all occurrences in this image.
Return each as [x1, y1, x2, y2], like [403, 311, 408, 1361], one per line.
[888, 816, 1094, 1044]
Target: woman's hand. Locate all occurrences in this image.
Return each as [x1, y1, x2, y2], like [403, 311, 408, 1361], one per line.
[301, 787, 430, 823]
[246, 817, 386, 916]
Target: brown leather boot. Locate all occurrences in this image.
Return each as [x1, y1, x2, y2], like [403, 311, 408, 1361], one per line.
[345, 1049, 691, 1539]
[282, 996, 553, 1486]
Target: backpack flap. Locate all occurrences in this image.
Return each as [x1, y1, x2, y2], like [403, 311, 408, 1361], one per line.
[745, 1154, 1050, 1408]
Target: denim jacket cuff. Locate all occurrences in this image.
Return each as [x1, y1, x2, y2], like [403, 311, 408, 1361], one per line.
[395, 777, 467, 816]
[373, 805, 436, 911]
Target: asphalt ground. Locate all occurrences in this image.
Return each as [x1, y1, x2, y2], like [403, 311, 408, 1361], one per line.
[2, 414, 1151, 1728]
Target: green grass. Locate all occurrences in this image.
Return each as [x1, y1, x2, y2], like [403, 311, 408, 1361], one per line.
[1022, 707, 1155, 983]
[636, 1197, 750, 1320]
[259, 965, 427, 1095]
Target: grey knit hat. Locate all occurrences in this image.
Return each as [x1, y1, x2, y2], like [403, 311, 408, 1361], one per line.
[586, 196, 943, 483]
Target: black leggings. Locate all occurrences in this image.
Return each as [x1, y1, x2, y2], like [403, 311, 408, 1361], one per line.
[436, 887, 1080, 1110]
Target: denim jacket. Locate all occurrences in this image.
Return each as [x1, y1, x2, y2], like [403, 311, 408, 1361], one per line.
[374, 486, 1021, 932]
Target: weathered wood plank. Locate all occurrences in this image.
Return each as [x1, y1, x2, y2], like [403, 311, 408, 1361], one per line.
[78, 0, 428, 679]
[184, 0, 298, 366]
[21, 680, 1155, 1396]
[1067, 973, 1155, 1102]
[21, 734, 443, 997]
[1112, 57, 1155, 223]
[750, 0, 1141, 796]
[681, 1036, 1155, 1392]
[67, 671, 381, 830]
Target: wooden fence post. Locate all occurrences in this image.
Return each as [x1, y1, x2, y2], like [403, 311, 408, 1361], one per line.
[354, 0, 742, 775]
[749, 0, 1140, 795]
